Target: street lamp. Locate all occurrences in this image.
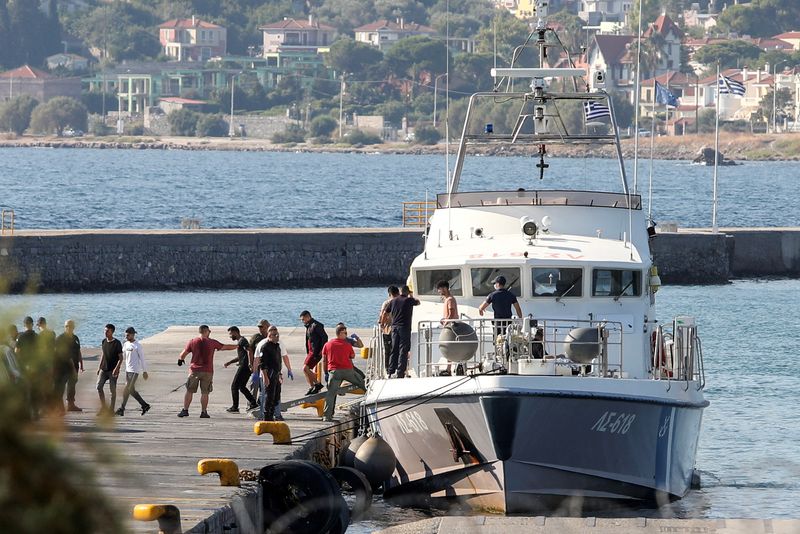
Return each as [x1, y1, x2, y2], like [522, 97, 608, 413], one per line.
[772, 62, 788, 134]
[229, 71, 243, 137]
[433, 73, 448, 128]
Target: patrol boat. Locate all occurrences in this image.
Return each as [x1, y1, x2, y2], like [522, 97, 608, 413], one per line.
[361, 1, 707, 513]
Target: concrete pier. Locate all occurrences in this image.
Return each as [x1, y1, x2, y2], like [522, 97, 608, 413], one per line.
[63, 325, 369, 533]
[0, 227, 799, 292]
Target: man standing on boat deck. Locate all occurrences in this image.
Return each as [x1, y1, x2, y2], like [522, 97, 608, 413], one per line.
[176, 325, 237, 418]
[300, 311, 328, 395]
[223, 326, 258, 413]
[478, 276, 523, 336]
[321, 324, 366, 422]
[379, 286, 399, 371]
[437, 280, 459, 323]
[382, 285, 420, 378]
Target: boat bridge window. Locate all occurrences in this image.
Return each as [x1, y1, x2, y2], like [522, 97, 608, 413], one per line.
[470, 268, 521, 297]
[532, 267, 583, 298]
[415, 269, 462, 296]
[592, 269, 642, 297]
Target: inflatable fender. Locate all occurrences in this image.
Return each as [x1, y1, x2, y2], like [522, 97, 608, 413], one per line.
[258, 460, 349, 534]
[329, 466, 373, 521]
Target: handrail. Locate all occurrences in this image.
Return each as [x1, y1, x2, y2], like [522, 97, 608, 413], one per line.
[651, 321, 704, 388]
[402, 201, 436, 227]
[0, 209, 14, 236]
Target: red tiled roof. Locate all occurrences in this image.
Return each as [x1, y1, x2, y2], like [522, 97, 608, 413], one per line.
[641, 72, 694, 87]
[159, 18, 223, 29]
[260, 18, 335, 31]
[774, 31, 800, 40]
[354, 19, 435, 33]
[698, 68, 774, 86]
[0, 65, 52, 79]
[752, 38, 793, 50]
[593, 34, 636, 65]
[643, 14, 684, 39]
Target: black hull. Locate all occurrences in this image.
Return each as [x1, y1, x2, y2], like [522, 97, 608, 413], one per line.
[367, 388, 705, 513]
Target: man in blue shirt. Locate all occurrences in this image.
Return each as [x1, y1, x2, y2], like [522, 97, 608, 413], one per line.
[478, 276, 523, 336]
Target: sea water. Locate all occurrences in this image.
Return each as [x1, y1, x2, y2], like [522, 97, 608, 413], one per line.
[1, 279, 798, 523]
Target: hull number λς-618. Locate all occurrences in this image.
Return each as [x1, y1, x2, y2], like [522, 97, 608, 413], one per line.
[591, 411, 636, 435]
[395, 410, 430, 434]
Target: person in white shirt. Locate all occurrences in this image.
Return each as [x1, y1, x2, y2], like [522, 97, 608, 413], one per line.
[115, 327, 151, 416]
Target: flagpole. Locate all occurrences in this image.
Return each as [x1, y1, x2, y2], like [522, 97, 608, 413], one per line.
[712, 62, 720, 234]
[632, 0, 644, 195]
[648, 82, 657, 220]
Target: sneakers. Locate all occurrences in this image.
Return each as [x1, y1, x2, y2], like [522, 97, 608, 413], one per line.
[311, 383, 323, 394]
[67, 404, 83, 412]
[226, 407, 240, 413]
[200, 411, 210, 419]
[306, 385, 316, 395]
[246, 402, 259, 411]
[141, 404, 151, 416]
[177, 408, 189, 417]
[115, 408, 125, 416]
[275, 414, 285, 421]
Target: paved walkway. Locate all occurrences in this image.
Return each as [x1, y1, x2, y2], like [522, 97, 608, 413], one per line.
[62, 325, 370, 533]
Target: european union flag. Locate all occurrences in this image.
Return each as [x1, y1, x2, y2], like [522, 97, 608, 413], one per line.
[655, 81, 679, 107]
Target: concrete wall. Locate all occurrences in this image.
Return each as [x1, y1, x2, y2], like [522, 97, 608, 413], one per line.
[144, 114, 300, 138]
[0, 228, 797, 293]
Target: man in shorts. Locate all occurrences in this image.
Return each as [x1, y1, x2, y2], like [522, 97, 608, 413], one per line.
[300, 311, 327, 395]
[177, 325, 237, 418]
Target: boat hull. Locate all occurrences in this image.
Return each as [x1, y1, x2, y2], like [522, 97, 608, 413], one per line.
[365, 378, 705, 513]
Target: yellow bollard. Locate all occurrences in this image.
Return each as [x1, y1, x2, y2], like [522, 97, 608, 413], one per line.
[253, 421, 292, 444]
[197, 459, 240, 486]
[360, 347, 372, 359]
[301, 398, 325, 417]
[133, 504, 182, 534]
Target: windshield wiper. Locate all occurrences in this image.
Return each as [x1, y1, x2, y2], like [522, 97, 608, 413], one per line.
[612, 279, 635, 301]
[555, 275, 582, 302]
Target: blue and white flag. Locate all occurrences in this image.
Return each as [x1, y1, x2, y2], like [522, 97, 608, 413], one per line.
[655, 81, 679, 107]
[583, 100, 611, 121]
[718, 75, 745, 96]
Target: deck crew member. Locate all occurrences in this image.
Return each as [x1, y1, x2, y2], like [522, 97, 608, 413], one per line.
[300, 311, 328, 395]
[176, 325, 237, 418]
[321, 325, 366, 422]
[478, 275, 522, 336]
[382, 285, 420, 378]
[379, 286, 399, 371]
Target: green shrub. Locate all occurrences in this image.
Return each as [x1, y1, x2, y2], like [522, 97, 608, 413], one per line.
[413, 125, 442, 145]
[272, 123, 307, 143]
[88, 115, 111, 136]
[167, 109, 200, 136]
[196, 114, 228, 137]
[0, 95, 39, 134]
[29, 97, 88, 136]
[309, 115, 337, 137]
[345, 129, 382, 145]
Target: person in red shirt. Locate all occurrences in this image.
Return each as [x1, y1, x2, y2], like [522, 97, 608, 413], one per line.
[321, 324, 366, 422]
[176, 325, 237, 418]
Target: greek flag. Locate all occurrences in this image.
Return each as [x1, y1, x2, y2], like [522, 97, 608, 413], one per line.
[718, 75, 745, 96]
[655, 81, 679, 107]
[583, 100, 611, 121]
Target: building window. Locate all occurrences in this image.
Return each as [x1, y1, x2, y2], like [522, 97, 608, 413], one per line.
[285, 32, 300, 45]
[416, 269, 463, 296]
[470, 268, 521, 297]
[592, 269, 641, 297]
[532, 268, 583, 298]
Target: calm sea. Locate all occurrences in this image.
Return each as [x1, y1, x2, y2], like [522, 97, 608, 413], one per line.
[1, 279, 798, 524]
[0, 148, 798, 229]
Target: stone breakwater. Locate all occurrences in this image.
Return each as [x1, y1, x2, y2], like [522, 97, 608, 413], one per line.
[0, 228, 797, 293]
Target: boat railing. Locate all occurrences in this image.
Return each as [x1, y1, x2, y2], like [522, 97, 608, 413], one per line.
[652, 321, 705, 389]
[413, 317, 624, 378]
[402, 201, 436, 227]
[438, 190, 641, 210]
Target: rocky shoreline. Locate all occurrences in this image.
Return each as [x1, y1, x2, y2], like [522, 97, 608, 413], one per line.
[1, 132, 798, 161]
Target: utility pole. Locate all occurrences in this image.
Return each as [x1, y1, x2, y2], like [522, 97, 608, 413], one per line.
[229, 72, 241, 137]
[433, 73, 447, 128]
[338, 72, 346, 138]
[772, 64, 778, 134]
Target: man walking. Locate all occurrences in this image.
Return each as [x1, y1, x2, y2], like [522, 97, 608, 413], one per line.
[223, 326, 258, 413]
[176, 325, 237, 418]
[478, 275, 523, 336]
[54, 319, 83, 413]
[253, 327, 284, 421]
[378, 286, 399, 371]
[248, 320, 270, 401]
[255, 325, 294, 420]
[321, 325, 366, 422]
[382, 285, 420, 379]
[14, 316, 37, 373]
[300, 311, 327, 395]
[97, 324, 123, 414]
[115, 327, 150, 416]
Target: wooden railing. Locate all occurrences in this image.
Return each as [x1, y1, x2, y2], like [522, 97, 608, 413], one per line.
[402, 201, 436, 227]
[1, 209, 14, 236]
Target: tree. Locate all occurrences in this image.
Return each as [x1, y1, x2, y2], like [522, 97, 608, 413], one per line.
[272, 123, 307, 143]
[4, 0, 62, 67]
[474, 12, 532, 66]
[693, 41, 762, 71]
[759, 87, 794, 126]
[0, 94, 38, 134]
[627, 0, 663, 34]
[167, 108, 200, 136]
[326, 38, 383, 79]
[609, 91, 634, 129]
[29, 97, 87, 136]
[697, 108, 716, 133]
[413, 125, 441, 145]
[384, 36, 450, 82]
[309, 115, 337, 137]
[313, 0, 377, 33]
[195, 114, 227, 136]
[451, 53, 495, 93]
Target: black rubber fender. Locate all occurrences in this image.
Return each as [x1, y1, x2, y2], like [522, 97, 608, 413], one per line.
[329, 466, 372, 521]
[259, 460, 342, 534]
[303, 462, 350, 534]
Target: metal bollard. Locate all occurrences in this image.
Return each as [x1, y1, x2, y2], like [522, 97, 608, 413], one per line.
[197, 458, 241, 486]
[133, 504, 182, 534]
[253, 421, 292, 444]
[300, 398, 325, 417]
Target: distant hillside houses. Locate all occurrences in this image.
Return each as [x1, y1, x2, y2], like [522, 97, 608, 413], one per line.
[158, 16, 227, 61]
[354, 19, 436, 51]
